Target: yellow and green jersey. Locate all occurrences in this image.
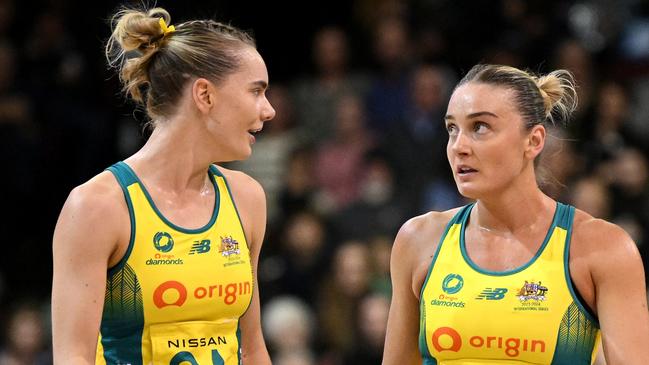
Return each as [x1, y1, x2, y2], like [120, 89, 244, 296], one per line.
[96, 162, 254, 365]
[419, 202, 600, 364]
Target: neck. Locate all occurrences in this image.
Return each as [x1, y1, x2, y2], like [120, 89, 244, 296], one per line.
[127, 118, 214, 193]
[473, 170, 555, 234]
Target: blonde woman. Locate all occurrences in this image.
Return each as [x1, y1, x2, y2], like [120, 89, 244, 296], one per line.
[52, 6, 275, 365]
[382, 64, 649, 364]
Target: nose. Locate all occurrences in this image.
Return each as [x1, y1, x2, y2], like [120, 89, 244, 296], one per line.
[261, 97, 276, 122]
[449, 131, 471, 156]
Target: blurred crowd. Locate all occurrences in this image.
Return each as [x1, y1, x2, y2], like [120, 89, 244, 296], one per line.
[1, 0, 649, 364]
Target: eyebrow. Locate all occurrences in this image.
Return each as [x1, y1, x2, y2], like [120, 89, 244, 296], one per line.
[444, 111, 499, 121]
[250, 80, 268, 89]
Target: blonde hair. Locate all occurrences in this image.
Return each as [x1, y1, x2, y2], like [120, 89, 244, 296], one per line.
[105, 6, 255, 120]
[457, 64, 577, 129]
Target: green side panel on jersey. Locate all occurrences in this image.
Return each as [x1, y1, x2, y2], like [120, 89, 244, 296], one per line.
[551, 302, 599, 365]
[100, 263, 144, 365]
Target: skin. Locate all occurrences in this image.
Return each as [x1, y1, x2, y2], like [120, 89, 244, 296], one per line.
[382, 82, 649, 365]
[51, 46, 276, 365]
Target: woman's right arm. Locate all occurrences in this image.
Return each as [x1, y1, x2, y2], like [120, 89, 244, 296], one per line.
[382, 218, 424, 365]
[52, 174, 125, 364]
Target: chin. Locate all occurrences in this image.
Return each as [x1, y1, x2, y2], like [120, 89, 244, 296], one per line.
[235, 148, 253, 161]
[455, 182, 484, 200]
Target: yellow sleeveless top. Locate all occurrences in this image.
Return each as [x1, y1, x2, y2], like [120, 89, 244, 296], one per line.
[419, 203, 600, 365]
[96, 162, 254, 365]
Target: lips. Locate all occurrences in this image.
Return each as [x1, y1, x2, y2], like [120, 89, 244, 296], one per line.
[247, 126, 263, 144]
[456, 165, 478, 175]
[248, 127, 263, 135]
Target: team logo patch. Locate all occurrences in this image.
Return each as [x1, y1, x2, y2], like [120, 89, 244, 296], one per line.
[442, 273, 464, 295]
[513, 280, 549, 312]
[219, 236, 240, 257]
[147, 232, 183, 265]
[475, 288, 508, 300]
[153, 231, 174, 253]
[189, 239, 211, 255]
[517, 281, 548, 302]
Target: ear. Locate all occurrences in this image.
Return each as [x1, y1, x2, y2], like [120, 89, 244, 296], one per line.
[191, 78, 215, 115]
[525, 124, 546, 160]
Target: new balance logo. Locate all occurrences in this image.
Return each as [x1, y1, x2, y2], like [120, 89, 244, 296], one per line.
[189, 240, 211, 255]
[476, 288, 508, 300]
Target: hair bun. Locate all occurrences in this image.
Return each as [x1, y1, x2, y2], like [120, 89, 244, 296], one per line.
[535, 70, 577, 126]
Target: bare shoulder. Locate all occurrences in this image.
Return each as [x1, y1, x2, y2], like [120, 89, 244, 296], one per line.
[54, 170, 128, 261]
[571, 209, 642, 275]
[572, 209, 639, 257]
[213, 165, 265, 201]
[394, 208, 463, 256]
[62, 171, 126, 222]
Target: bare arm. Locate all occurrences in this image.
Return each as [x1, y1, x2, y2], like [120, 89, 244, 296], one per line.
[224, 169, 272, 365]
[578, 219, 649, 365]
[51, 174, 125, 364]
[382, 219, 424, 365]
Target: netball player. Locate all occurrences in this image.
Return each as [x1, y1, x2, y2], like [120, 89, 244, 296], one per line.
[382, 64, 649, 364]
[52, 6, 275, 365]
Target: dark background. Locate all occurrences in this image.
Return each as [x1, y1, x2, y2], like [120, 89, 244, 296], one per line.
[1, 0, 649, 363]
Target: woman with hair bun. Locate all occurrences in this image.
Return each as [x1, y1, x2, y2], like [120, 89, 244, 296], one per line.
[52, 6, 275, 365]
[382, 64, 649, 364]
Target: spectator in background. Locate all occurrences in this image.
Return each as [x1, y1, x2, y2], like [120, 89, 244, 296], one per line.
[365, 16, 414, 135]
[330, 151, 408, 242]
[382, 63, 456, 213]
[262, 296, 316, 363]
[580, 81, 645, 171]
[314, 93, 375, 213]
[367, 235, 392, 298]
[606, 148, 649, 250]
[273, 351, 316, 365]
[551, 38, 597, 141]
[259, 210, 331, 304]
[342, 293, 390, 365]
[568, 176, 611, 219]
[317, 241, 372, 360]
[0, 301, 52, 365]
[278, 146, 319, 220]
[291, 26, 370, 144]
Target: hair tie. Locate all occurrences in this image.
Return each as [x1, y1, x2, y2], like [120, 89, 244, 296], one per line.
[159, 18, 175, 36]
[537, 86, 552, 117]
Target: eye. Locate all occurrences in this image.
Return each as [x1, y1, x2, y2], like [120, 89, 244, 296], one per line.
[474, 122, 489, 133]
[252, 89, 262, 96]
[446, 123, 458, 135]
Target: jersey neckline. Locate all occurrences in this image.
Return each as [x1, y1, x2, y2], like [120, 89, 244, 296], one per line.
[117, 161, 220, 234]
[459, 201, 562, 276]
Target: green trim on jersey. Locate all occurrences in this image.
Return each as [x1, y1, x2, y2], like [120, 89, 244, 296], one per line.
[459, 202, 561, 276]
[562, 205, 599, 325]
[118, 161, 220, 234]
[418, 207, 468, 359]
[106, 163, 137, 277]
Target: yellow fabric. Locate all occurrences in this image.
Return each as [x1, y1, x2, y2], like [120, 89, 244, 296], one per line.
[97, 164, 253, 365]
[419, 204, 599, 365]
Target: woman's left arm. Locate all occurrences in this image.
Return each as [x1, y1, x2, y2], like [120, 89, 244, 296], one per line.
[578, 218, 649, 365]
[225, 169, 272, 365]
